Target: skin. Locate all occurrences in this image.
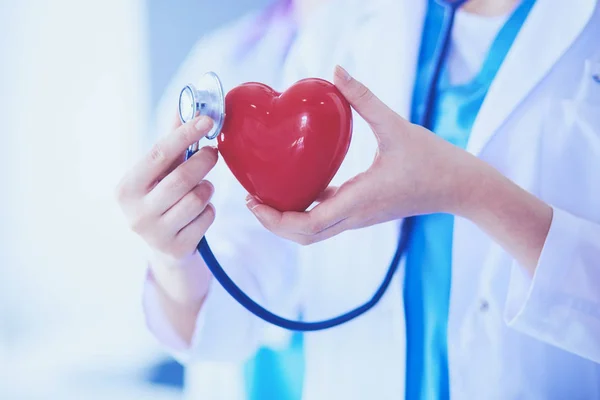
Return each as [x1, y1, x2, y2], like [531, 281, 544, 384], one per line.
[463, 0, 519, 16]
[116, 116, 216, 344]
[116, 0, 548, 346]
[248, 66, 553, 275]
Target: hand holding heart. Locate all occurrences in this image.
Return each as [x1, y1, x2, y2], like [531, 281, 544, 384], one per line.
[218, 75, 353, 212]
[247, 66, 484, 245]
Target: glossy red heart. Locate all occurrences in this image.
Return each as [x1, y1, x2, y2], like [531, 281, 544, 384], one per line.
[217, 78, 353, 212]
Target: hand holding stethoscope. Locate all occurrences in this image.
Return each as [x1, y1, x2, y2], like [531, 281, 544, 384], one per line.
[116, 111, 221, 302]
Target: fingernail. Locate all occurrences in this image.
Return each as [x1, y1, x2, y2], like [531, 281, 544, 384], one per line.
[195, 116, 212, 131]
[335, 65, 352, 82]
[245, 195, 260, 211]
[201, 180, 214, 193]
[202, 144, 218, 154]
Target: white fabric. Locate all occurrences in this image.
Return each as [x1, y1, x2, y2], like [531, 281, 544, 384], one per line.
[448, 9, 509, 84]
[144, 5, 301, 400]
[144, 0, 600, 399]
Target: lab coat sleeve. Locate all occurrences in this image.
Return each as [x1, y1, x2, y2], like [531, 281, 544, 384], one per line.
[142, 267, 264, 363]
[504, 206, 600, 363]
[141, 170, 301, 363]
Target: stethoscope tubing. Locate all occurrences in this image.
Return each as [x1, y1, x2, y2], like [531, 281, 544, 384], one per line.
[197, 218, 414, 331]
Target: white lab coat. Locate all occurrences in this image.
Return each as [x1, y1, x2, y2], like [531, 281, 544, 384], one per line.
[145, 0, 600, 399]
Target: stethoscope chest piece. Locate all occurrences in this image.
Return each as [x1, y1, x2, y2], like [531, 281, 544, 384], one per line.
[178, 71, 226, 145]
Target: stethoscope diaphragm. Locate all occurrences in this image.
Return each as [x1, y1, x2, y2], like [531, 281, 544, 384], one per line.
[178, 71, 226, 153]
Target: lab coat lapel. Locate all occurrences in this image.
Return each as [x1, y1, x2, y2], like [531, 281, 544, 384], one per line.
[347, 0, 426, 118]
[467, 0, 597, 156]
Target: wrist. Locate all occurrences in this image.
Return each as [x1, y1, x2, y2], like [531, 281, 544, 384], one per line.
[452, 157, 499, 221]
[448, 157, 553, 271]
[150, 249, 203, 270]
[149, 250, 212, 305]
[438, 149, 489, 218]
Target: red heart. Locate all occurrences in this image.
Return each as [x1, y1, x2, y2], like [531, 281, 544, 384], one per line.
[217, 78, 353, 212]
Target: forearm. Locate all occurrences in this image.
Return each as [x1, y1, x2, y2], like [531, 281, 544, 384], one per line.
[458, 159, 553, 275]
[148, 250, 213, 345]
[144, 244, 274, 362]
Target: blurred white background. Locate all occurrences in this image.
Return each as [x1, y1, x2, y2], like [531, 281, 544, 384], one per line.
[0, 0, 269, 398]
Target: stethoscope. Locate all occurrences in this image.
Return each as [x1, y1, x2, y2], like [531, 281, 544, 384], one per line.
[177, 0, 468, 332]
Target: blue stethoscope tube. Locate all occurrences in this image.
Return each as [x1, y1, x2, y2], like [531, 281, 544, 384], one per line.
[183, 0, 467, 332]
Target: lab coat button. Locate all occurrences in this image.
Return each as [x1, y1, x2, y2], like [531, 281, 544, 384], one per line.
[592, 60, 600, 83]
[479, 299, 489, 312]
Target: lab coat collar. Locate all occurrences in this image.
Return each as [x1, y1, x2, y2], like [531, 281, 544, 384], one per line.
[467, 0, 597, 155]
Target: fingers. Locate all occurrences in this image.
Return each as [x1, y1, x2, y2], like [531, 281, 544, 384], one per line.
[247, 196, 353, 245]
[161, 181, 215, 230]
[171, 110, 183, 131]
[146, 146, 218, 214]
[132, 183, 215, 260]
[293, 216, 352, 245]
[333, 66, 392, 126]
[120, 116, 214, 196]
[115, 113, 219, 261]
[333, 65, 410, 143]
[315, 186, 339, 202]
[246, 183, 360, 243]
[245, 171, 375, 245]
[173, 204, 216, 258]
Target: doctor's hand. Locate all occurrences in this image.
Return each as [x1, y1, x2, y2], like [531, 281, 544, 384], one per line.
[246, 65, 479, 244]
[116, 116, 218, 344]
[116, 116, 218, 266]
[248, 66, 553, 273]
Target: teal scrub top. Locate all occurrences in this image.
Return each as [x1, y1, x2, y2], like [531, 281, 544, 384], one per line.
[244, 331, 305, 400]
[403, 1, 536, 399]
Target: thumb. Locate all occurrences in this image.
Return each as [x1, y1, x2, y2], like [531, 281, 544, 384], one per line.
[333, 65, 407, 135]
[171, 110, 183, 131]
